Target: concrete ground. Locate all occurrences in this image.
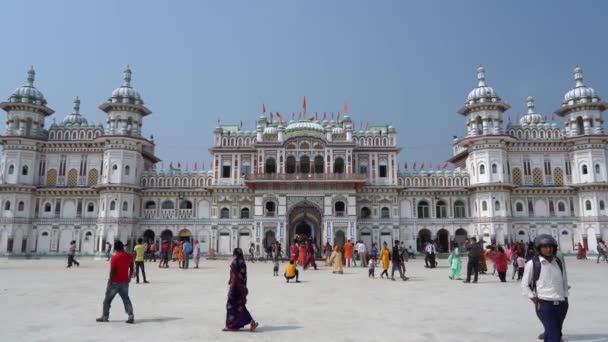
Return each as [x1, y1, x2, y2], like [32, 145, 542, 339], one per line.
[0, 256, 607, 342]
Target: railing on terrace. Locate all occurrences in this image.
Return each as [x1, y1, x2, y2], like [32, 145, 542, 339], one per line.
[177, 209, 193, 218]
[244, 173, 367, 182]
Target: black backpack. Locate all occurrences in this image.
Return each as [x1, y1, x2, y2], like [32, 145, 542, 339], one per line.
[528, 255, 563, 292]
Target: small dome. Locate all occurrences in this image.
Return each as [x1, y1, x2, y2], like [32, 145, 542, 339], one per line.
[285, 121, 325, 134]
[563, 66, 600, 105]
[519, 96, 545, 125]
[263, 126, 277, 135]
[108, 66, 144, 105]
[62, 97, 89, 125]
[465, 66, 502, 104]
[9, 67, 47, 106]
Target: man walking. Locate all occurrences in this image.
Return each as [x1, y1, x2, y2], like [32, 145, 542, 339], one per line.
[105, 241, 112, 261]
[596, 240, 608, 263]
[463, 237, 482, 283]
[67, 240, 80, 268]
[521, 235, 569, 342]
[357, 241, 367, 268]
[391, 240, 407, 281]
[133, 238, 149, 284]
[96, 240, 135, 324]
[344, 240, 354, 267]
[182, 239, 192, 269]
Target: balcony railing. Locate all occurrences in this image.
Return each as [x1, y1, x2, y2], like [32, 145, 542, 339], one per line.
[244, 173, 368, 183]
[177, 209, 193, 218]
[159, 209, 174, 219]
[143, 209, 156, 218]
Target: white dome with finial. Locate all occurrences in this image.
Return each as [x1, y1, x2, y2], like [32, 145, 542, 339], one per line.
[62, 97, 89, 125]
[465, 66, 501, 104]
[519, 96, 545, 125]
[109, 65, 144, 105]
[9, 66, 47, 106]
[563, 66, 600, 105]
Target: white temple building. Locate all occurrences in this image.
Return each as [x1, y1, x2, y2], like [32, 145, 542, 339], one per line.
[0, 65, 606, 256]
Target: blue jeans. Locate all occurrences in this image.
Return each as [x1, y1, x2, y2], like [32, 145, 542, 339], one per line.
[536, 299, 568, 342]
[102, 282, 133, 317]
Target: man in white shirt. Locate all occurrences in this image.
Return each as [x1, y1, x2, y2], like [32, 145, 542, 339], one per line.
[521, 234, 568, 342]
[357, 241, 367, 268]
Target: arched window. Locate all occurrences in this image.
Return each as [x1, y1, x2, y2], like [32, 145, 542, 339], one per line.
[516, 202, 523, 212]
[87, 202, 95, 212]
[265, 158, 276, 174]
[481, 201, 488, 211]
[144, 201, 156, 209]
[361, 207, 371, 218]
[335, 201, 345, 216]
[582, 164, 588, 175]
[491, 164, 498, 174]
[21, 165, 29, 176]
[220, 207, 230, 218]
[585, 200, 592, 211]
[112, 164, 118, 171]
[8, 165, 14, 175]
[479, 164, 485, 175]
[595, 164, 601, 174]
[557, 202, 566, 212]
[476, 116, 483, 135]
[600, 200, 605, 211]
[265, 201, 276, 217]
[576, 116, 584, 135]
[314, 155, 324, 173]
[18, 201, 24, 211]
[122, 201, 128, 211]
[285, 156, 296, 174]
[3, 201, 10, 210]
[436, 200, 447, 218]
[161, 200, 174, 209]
[381, 206, 390, 218]
[417, 200, 430, 218]
[44, 203, 52, 212]
[494, 200, 500, 211]
[110, 201, 116, 211]
[124, 165, 130, 176]
[454, 200, 466, 218]
[179, 200, 193, 209]
[333, 157, 344, 174]
[300, 155, 310, 174]
[240, 207, 250, 218]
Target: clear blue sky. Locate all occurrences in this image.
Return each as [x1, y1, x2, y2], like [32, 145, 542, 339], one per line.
[1, 0, 606, 168]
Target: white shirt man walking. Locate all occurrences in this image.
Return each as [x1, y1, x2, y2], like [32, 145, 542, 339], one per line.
[357, 241, 367, 268]
[521, 234, 569, 342]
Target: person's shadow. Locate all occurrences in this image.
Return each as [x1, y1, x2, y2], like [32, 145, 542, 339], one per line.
[255, 325, 301, 332]
[136, 316, 183, 324]
[563, 334, 608, 342]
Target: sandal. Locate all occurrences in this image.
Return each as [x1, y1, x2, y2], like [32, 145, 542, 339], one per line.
[250, 321, 259, 332]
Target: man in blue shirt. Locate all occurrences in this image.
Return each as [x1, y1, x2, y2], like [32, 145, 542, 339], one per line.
[182, 240, 192, 269]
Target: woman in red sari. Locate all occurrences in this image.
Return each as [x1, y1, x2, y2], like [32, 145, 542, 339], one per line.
[577, 242, 587, 259]
[299, 243, 307, 266]
[223, 248, 258, 332]
[290, 241, 298, 263]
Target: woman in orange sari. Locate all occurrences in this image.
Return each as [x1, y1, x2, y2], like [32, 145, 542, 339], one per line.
[178, 241, 185, 268]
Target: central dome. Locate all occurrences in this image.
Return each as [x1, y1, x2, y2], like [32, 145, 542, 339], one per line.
[465, 66, 501, 105]
[62, 97, 89, 125]
[285, 120, 324, 134]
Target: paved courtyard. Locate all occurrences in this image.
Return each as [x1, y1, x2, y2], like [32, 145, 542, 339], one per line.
[0, 256, 607, 342]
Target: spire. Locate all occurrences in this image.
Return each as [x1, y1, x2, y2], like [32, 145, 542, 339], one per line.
[574, 65, 584, 87]
[27, 66, 35, 87]
[123, 65, 132, 87]
[476, 66, 486, 87]
[73, 96, 81, 114]
[526, 96, 535, 114]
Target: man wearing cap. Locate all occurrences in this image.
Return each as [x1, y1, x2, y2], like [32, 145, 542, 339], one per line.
[521, 234, 569, 342]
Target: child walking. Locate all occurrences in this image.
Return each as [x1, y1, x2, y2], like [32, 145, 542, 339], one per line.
[368, 259, 375, 278]
[273, 259, 279, 276]
[516, 253, 526, 280]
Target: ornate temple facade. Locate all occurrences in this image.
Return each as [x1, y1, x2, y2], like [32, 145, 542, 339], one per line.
[0, 66, 607, 256]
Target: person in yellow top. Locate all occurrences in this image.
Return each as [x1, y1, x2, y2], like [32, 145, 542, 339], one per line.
[284, 260, 300, 283]
[133, 238, 149, 284]
[380, 242, 390, 279]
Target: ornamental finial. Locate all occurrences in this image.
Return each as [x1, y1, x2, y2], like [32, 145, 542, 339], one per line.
[526, 96, 535, 114]
[27, 66, 35, 86]
[73, 96, 81, 114]
[123, 65, 132, 87]
[574, 65, 584, 87]
[476, 66, 486, 87]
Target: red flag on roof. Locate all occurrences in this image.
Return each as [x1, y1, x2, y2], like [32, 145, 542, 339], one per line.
[365, 122, 369, 130]
[420, 162, 425, 170]
[270, 112, 274, 122]
[262, 102, 266, 113]
[309, 116, 315, 122]
[430, 162, 433, 169]
[194, 162, 198, 170]
[323, 112, 327, 120]
[343, 102, 348, 113]
[404, 162, 408, 169]
[276, 112, 283, 124]
[292, 112, 295, 120]
[303, 96, 307, 113]
[443, 162, 449, 169]
[240, 120, 243, 128]
[413, 162, 417, 170]
[315, 112, 318, 120]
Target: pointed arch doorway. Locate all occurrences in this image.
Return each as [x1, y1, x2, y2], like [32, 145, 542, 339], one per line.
[288, 201, 322, 255]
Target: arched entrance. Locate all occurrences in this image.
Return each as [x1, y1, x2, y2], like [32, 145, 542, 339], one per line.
[454, 228, 468, 249]
[160, 229, 173, 242]
[437, 229, 449, 252]
[179, 229, 192, 242]
[143, 229, 155, 243]
[334, 230, 346, 250]
[288, 201, 322, 255]
[417, 229, 432, 252]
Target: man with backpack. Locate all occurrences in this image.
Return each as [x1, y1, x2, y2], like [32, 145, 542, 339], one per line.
[521, 234, 569, 342]
[182, 239, 192, 269]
